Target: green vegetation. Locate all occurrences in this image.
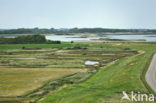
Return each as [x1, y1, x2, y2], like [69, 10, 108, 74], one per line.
[0, 44, 136, 68]
[0, 28, 57, 34]
[0, 35, 47, 44]
[0, 42, 137, 103]
[0, 34, 62, 44]
[140, 53, 156, 95]
[0, 42, 82, 50]
[0, 42, 156, 103]
[0, 101, 17, 103]
[0, 67, 81, 97]
[0, 28, 156, 35]
[39, 42, 156, 103]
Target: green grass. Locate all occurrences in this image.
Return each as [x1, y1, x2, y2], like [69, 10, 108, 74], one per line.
[39, 42, 156, 103]
[0, 101, 17, 103]
[0, 42, 155, 103]
[140, 53, 156, 95]
[0, 47, 134, 68]
[0, 42, 90, 50]
[0, 67, 82, 97]
[0, 42, 137, 103]
[0, 43, 69, 50]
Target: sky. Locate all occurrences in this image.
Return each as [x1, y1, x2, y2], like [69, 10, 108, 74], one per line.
[0, 0, 156, 29]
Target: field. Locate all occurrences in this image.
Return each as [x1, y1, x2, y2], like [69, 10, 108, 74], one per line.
[38, 42, 156, 103]
[0, 43, 83, 50]
[0, 68, 82, 97]
[0, 42, 155, 103]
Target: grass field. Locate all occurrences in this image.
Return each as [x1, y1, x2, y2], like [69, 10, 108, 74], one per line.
[38, 42, 156, 103]
[0, 42, 88, 50]
[0, 67, 83, 97]
[0, 42, 155, 103]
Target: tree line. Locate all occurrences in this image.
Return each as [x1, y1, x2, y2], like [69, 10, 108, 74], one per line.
[0, 28, 155, 34]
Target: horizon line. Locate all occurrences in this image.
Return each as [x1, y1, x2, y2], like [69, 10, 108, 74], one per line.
[0, 27, 156, 30]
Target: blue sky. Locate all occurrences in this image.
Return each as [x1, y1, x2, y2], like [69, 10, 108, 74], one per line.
[0, 0, 156, 29]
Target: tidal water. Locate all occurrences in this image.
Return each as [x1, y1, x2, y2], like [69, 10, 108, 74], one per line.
[46, 34, 156, 42]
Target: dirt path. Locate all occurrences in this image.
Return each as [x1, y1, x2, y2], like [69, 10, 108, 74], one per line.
[146, 53, 156, 93]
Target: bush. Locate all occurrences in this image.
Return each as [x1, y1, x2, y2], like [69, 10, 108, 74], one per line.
[14, 35, 46, 44]
[46, 40, 61, 44]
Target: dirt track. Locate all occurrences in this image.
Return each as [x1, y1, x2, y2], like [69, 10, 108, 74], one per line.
[146, 53, 156, 93]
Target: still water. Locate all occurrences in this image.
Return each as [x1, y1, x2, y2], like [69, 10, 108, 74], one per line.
[85, 61, 99, 66]
[46, 34, 156, 42]
[1, 34, 156, 42]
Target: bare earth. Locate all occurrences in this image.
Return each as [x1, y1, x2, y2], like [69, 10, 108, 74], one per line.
[146, 53, 156, 93]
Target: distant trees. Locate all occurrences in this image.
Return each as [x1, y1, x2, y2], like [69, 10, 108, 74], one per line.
[0, 28, 57, 34]
[148, 30, 156, 33]
[0, 35, 61, 44]
[64, 28, 139, 33]
[14, 35, 46, 44]
[0, 28, 154, 35]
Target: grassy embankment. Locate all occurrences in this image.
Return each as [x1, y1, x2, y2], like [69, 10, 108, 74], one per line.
[39, 42, 156, 103]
